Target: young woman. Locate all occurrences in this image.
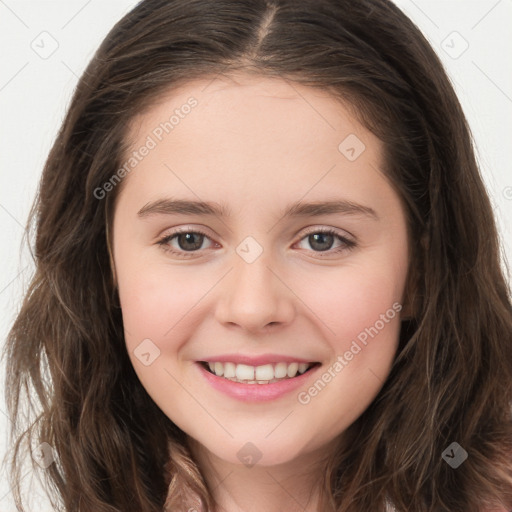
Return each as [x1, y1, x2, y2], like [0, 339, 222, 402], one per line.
[4, 0, 512, 511]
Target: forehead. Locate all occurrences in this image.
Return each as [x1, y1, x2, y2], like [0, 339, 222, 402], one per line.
[115, 74, 398, 224]
[125, 73, 372, 155]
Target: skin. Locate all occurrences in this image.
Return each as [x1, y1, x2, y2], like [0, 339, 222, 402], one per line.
[111, 73, 412, 512]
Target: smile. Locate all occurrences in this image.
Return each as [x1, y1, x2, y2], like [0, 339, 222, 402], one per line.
[200, 361, 318, 384]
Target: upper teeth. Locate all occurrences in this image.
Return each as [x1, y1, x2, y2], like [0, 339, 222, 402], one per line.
[207, 361, 311, 382]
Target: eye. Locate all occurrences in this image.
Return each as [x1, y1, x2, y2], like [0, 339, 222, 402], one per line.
[294, 227, 357, 256]
[156, 226, 357, 259]
[157, 228, 216, 258]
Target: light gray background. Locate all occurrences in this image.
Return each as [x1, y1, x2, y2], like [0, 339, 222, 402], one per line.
[1, 1, 511, 509]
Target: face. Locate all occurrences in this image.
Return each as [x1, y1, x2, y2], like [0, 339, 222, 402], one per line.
[111, 74, 411, 469]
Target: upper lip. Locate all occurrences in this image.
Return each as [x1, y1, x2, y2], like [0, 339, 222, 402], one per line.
[198, 353, 318, 366]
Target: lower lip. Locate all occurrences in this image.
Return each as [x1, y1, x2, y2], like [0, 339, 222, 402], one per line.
[196, 362, 321, 402]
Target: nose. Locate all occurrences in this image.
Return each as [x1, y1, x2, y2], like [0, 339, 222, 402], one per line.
[215, 252, 296, 334]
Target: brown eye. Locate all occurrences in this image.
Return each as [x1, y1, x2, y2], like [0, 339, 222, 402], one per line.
[295, 228, 356, 255]
[174, 232, 206, 251]
[307, 232, 335, 252]
[157, 228, 215, 258]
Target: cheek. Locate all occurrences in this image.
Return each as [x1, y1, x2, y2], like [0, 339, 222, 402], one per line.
[292, 259, 404, 405]
[292, 261, 404, 438]
[118, 265, 210, 344]
[116, 263, 209, 408]
[297, 259, 405, 348]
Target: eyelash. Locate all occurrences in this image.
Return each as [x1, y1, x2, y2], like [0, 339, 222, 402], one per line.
[156, 227, 357, 259]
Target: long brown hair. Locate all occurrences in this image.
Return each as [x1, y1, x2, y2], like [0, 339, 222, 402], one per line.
[4, 0, 512, 510]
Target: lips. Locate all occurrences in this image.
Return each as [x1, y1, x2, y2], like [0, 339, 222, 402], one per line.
[196, 360, 321, 402]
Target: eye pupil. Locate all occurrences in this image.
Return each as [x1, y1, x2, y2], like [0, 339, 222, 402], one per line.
[178, 232, 204, 251]
[309, 233, 334, 251]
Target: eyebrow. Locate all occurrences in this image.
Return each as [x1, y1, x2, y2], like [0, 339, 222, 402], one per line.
[137, 198, 379, 221]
